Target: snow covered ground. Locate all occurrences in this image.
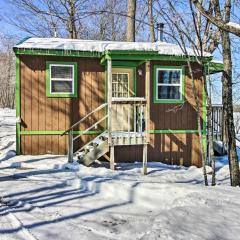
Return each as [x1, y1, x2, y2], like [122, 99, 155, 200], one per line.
[1, 108, 240, 240]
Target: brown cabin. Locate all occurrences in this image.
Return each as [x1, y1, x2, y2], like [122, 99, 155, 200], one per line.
[14, 37, 222, 170]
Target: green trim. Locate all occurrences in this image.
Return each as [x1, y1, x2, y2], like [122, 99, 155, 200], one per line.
[101, 59, 141, 67]
[207, 61, 224, 74]
[20, 129, 204, 135]
[153, 65, 185, 104]
[16, 56, 21, 155]
[106, 51, 212, 62]
[148, 129, 200, 134]
[14, 47, 212, 63]
[14, 48, 102, 58]
[46, 61, 78, 97]
[20, 130, 103, 135]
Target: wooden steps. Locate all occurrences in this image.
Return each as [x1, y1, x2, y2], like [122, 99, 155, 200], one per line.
[75, 131, 146, 167]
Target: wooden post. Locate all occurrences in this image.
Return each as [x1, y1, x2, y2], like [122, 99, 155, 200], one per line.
[68, 129, 73, 163]
[107, 59, 115, 170]
[145, 61, 150, 143]
[110, 146, 115, 170]
[142, 143, 147, 175]
[142, 61, 150, 174]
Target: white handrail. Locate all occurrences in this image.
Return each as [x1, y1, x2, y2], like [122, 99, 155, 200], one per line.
[62, 103, 107, 135]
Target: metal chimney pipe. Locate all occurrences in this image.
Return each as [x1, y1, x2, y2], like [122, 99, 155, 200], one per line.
[156, 23, 164, 42]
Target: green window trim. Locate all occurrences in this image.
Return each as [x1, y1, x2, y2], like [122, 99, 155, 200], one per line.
[153, 65, 185, 104]
[46, 61, 78, 97]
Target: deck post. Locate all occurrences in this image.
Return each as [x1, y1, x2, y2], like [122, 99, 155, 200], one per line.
[142, 61, 150, 174]
[142, 143, 148, 175]
[107, 58, 115, 170]
[68, 129, 73, 163]
[110, 146, 115, 170]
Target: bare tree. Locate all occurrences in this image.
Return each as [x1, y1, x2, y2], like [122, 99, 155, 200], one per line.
[5, 0, 91, 39]
[0, 34, 16, 109]
[192, 0, 240, 37]
[192, 0, 240, 186]
[148, 0, 155, 42]
[126, 0, 136, 41]
[89, 0, 127, 41]
[154, 0, 225, 185]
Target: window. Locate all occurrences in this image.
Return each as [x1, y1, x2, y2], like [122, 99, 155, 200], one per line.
[112, 67, 135, 98]
[46, 62, 77, 97]
[154, 66, 184, 103]
[112, 73, 129, 97]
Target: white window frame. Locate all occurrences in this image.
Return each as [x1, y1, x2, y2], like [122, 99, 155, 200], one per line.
[156, 67, 183, 101]
[49, 64, 75, 94]
[112, 72, 130, 98]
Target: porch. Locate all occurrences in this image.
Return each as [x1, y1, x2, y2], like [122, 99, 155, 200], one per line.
[62, 59, 150, 174]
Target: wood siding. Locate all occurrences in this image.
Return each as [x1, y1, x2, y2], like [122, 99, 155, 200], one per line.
[19, 56, 204, 167]
[20, 56, 105, 155]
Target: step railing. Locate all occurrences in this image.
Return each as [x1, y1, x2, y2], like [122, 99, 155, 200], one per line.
[61, 103, 108, 162]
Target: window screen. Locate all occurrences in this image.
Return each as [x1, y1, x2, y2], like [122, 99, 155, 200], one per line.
[50, 64, 74, 94]
[156, 68, 182, 100]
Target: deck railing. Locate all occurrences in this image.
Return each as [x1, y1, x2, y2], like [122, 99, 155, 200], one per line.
[111, 97, 146, 135]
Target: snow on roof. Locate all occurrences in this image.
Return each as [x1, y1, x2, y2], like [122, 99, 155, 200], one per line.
[15, 37, 212, 57]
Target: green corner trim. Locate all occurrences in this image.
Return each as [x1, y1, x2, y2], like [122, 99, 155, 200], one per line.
[20, 130, 104, 135]
[46, 61, 78, 97]
[153, 65, 185, 104]
[16, 56, 21, 154]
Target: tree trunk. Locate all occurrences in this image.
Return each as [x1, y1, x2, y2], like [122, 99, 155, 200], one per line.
[68, 0, 77, 39]
[222, 30, 240, 186]
[148, 0, 155, 42]
[188, 62, 208, 186]
[126, 0, 136, 42]
[206, 79, 215, 186]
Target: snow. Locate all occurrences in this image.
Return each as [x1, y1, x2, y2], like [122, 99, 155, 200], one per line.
[14, 37, 212, 57]
[1, 108, 240, 240]
[226, 22, 240, 30]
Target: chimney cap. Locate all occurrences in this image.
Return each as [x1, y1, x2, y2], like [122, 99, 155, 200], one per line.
[157, 23, 164, 29]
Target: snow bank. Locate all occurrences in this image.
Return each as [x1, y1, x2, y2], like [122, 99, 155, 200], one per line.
[1, 108, 240, 240]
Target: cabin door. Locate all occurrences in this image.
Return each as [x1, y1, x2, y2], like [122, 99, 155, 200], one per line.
[111, 67, 135, 131]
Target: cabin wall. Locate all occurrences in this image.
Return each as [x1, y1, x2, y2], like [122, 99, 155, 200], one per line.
[20, 55, 105, 155]
[114, 61, 204, 167]
[19, 56, 204, 167]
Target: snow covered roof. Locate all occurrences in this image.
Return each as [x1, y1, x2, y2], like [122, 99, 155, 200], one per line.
[14, 37, 212, 58]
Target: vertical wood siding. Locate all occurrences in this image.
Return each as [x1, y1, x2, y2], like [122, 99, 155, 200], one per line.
[20, 57, 204, 167]
[20, 56, 105, 155]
